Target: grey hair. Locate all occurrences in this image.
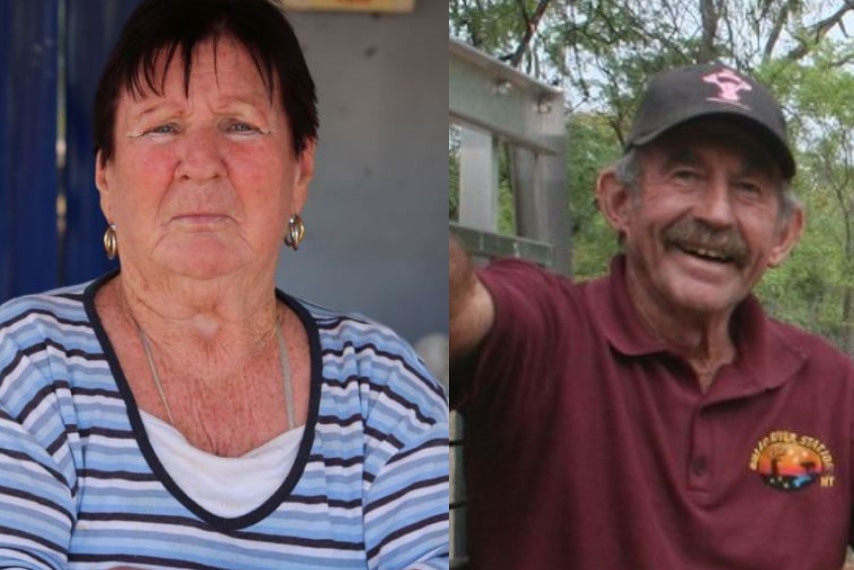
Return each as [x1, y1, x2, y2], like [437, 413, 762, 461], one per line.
[612, 148, 801, 222]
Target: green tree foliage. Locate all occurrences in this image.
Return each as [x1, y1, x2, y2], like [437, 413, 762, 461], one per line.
[449, 129, 460, 221]
[566, 113, 621, 280]
[449, 153, 460, 221]
[757, 51, 854, 353]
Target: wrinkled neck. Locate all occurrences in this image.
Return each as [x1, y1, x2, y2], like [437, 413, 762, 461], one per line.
[625, 267, 737, 391]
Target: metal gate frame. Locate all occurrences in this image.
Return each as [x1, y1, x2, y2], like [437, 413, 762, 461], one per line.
[449, 37, 568, 567]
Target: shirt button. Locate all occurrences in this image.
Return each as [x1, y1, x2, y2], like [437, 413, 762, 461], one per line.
[691, 457, 708, 476]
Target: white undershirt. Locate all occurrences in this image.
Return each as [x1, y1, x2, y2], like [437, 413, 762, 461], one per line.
[140, 410, 305, 518]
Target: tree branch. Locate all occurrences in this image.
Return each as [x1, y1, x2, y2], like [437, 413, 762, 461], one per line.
[508, 0, 553, 68]
[785, 1, 854, 61]
[698, 0, 719, 63]
[761, 0, 792, 61]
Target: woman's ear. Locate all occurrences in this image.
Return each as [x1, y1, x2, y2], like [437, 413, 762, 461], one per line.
[291, 139, 316, 213]
[596, 167, 634, 236]
[94, 151, 113, 221]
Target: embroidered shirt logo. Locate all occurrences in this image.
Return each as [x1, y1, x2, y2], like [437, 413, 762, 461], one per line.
[749, 430, 835, 491]
[702, 69, 752, 109]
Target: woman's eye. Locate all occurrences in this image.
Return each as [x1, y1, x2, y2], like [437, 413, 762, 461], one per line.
[227, 121, 258, 133]
[145, 123, 178, 135]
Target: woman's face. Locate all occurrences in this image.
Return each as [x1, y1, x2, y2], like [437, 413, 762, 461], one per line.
[96, 36, 314, 281]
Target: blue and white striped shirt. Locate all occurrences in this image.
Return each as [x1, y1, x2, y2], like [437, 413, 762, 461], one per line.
[0, 273, 449, 569]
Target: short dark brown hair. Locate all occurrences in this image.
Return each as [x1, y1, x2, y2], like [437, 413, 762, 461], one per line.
[93, 0, 318, 166]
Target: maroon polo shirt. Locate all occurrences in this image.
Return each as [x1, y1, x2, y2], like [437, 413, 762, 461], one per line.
[452, 255, 854, 570]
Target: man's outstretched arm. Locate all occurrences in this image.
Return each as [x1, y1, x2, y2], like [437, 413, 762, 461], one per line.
[449, 236, 495, 366]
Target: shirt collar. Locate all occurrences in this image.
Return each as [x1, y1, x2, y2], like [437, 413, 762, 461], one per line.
[583, 254, 807, 392]
[583, 254, 667, 356]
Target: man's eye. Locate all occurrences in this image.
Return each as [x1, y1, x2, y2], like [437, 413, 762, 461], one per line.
[736, 182, 761, 194]
[673, 169, 699, 181]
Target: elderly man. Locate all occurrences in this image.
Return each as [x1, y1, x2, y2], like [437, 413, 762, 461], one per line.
[450, 63, 854, 569]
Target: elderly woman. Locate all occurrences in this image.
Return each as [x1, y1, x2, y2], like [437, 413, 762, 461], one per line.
[0, 0, 448, 568]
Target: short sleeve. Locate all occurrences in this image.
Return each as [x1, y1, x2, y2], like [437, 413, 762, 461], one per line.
[452, 258, 581, 415]
[0, 311, 78, 569]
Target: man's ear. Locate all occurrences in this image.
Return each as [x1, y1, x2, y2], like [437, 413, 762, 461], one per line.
[768, 205, 804, 268]
[596, 167, 634, 235]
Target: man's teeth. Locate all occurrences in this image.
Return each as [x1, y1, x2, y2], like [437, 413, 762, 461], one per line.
[695, 248, 723, 259]
[683, 246, 730, 261]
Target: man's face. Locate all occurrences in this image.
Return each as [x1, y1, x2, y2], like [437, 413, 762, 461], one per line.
[618, 119, 801, 318]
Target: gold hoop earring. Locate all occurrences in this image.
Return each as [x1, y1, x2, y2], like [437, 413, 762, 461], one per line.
[284, 214, 305, 251]
[103, 224, 118, 260]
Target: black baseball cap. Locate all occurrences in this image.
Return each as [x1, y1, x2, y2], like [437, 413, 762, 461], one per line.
[624, 63, 796, 178]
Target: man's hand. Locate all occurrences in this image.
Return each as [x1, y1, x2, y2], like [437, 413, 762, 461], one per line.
[449, 236, 495, 365]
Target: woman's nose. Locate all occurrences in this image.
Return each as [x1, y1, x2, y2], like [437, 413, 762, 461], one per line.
[174, 126, 225, 182]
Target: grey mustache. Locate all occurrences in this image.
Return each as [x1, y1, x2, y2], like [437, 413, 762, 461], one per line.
[663, 220, 748, 265]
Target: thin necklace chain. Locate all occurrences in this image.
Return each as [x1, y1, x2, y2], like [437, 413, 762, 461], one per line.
[135, 318, 295, 431]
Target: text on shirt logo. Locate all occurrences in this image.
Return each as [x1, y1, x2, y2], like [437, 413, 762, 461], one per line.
[749, 430, 835, 491]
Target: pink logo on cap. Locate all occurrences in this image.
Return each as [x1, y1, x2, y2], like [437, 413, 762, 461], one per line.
[702, 69, 752, 109]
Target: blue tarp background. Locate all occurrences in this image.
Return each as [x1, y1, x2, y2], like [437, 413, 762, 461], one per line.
[0, 0, 141, 301]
